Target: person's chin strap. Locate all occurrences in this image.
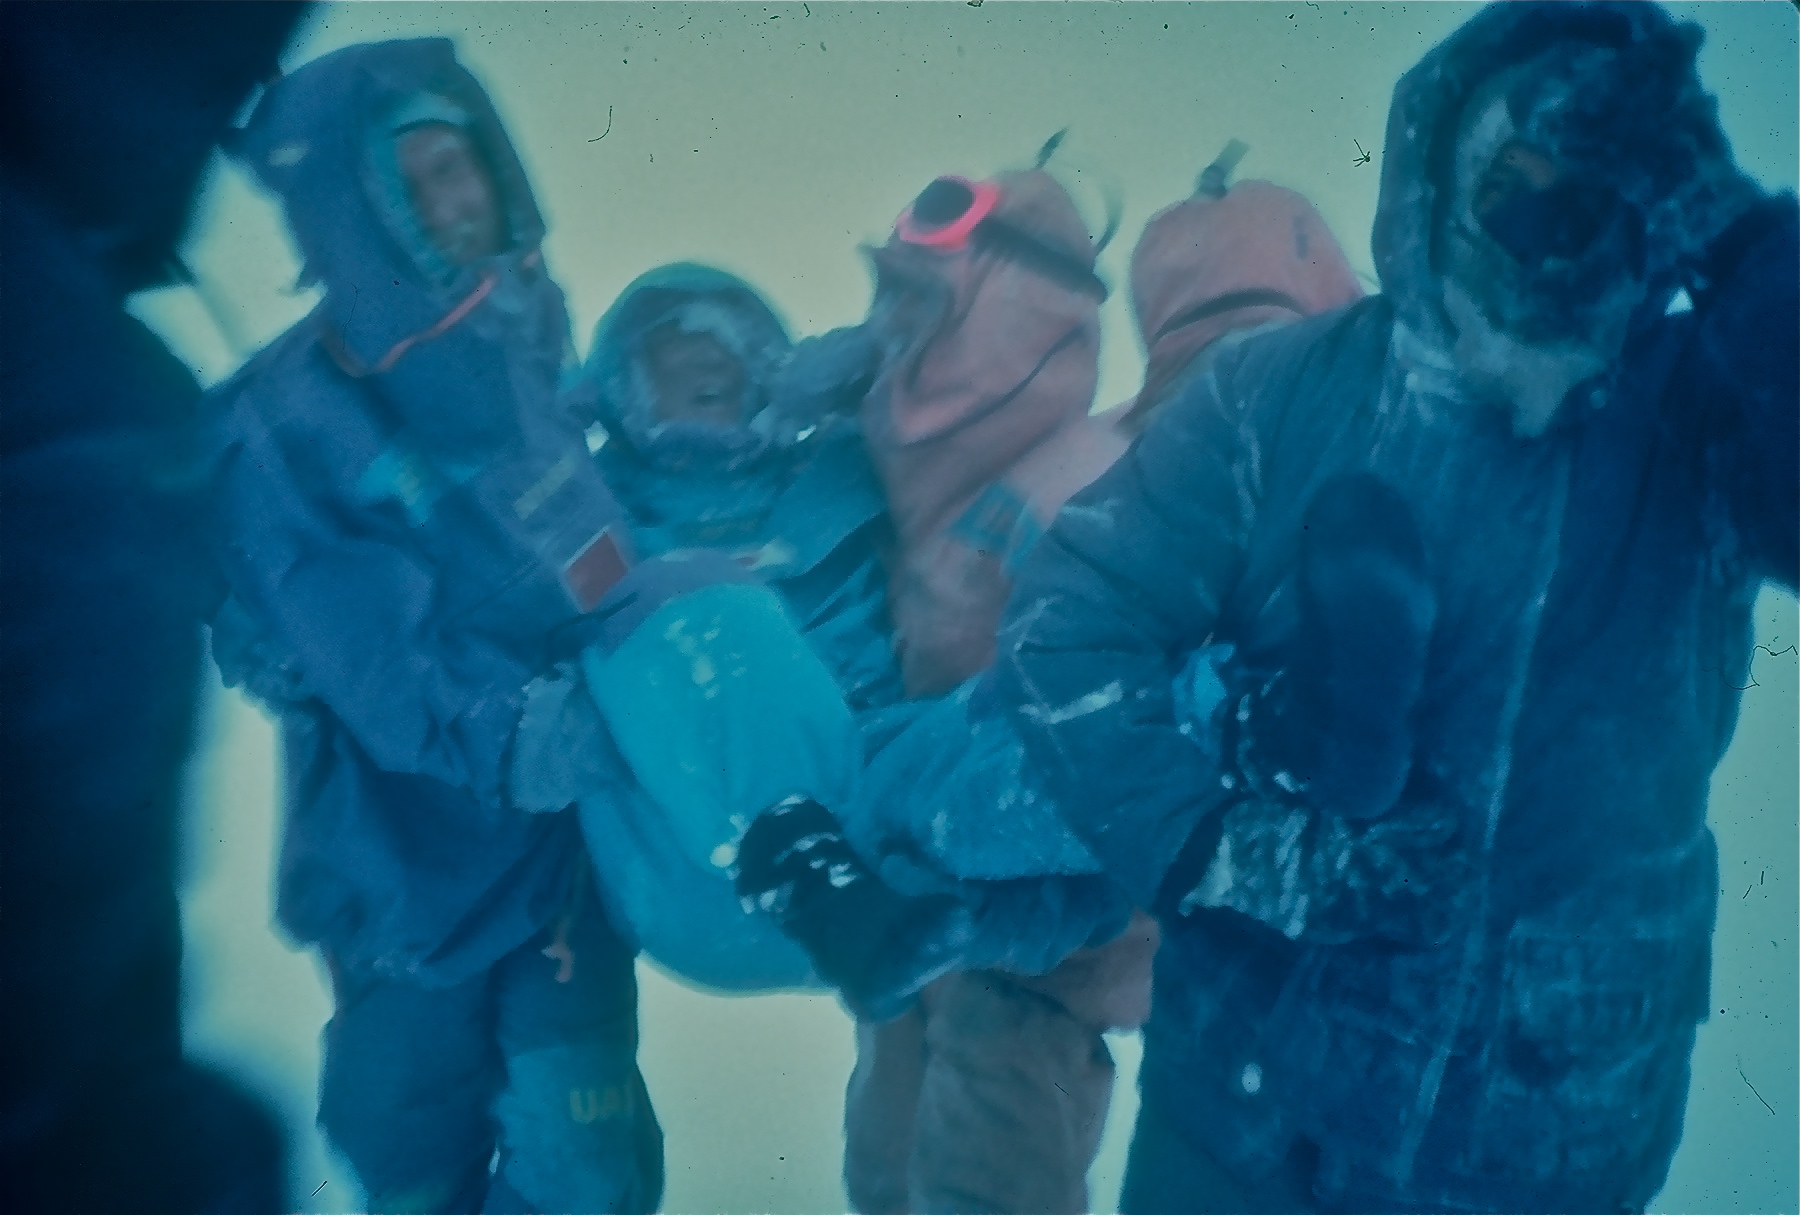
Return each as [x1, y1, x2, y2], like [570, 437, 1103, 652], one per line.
[324, 249, 540, 378]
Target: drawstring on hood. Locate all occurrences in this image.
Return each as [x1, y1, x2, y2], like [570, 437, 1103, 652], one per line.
[231, 39, 570, 459]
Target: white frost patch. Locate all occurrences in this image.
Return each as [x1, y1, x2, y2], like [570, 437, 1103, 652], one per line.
[1057, 498, 1118, 530]
[710, 841, 737, 869]
[746, 539, 798, 572]
[772, 832, 832, 867]
[1183, 813, 1311, 940]
[1182, 835, 1236, 915]
[1019, 680, 1124, 726]
[662, 615, 719, 695]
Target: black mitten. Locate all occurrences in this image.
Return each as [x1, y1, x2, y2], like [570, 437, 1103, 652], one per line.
[733, 797, 968, 1021]
[1291, 473, 1436, 821]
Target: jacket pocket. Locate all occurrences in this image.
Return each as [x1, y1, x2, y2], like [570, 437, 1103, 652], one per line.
[1462, 920, 1709, 1197]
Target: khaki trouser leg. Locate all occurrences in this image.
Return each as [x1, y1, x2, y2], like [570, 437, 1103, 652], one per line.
[908, 970, 1116, 1215]
[844, 1003, 929, 1215]
[842, 916, 1158, 1215]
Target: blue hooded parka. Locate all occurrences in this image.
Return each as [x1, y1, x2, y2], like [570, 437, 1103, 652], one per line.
[209, 40, 654, 987]
[993, 4, 1797, 1210]
[577, 262, 903, 713]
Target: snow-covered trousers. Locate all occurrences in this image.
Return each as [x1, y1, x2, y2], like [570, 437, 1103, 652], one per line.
[317, 877, 663, 1215]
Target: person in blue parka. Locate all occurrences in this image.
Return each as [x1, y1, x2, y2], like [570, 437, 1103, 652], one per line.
[575, 263, 901, 718]
[981, 4, 1796, 1213]
[209, 41, 855, 1215]
[540, 263, 903, 993]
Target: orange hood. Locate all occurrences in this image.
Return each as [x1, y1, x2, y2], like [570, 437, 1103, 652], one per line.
[1122, 180, 1364, 432]
[859, 168, 1104, 551]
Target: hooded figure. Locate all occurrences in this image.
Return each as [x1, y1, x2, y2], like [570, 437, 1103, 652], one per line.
[0, 5, 305, 1213]
[542, 263, 896, 991]
[858, 168, 1116, 700]
[578, 263, 900, 713]
[990, 5, 1794, 1212]
[1119, 160, 1366, 434]
[736, 153, 1366, 1215]
[208, 41, 855, 1215]
[830, 167, 1152, 1215]
[210, 42, 661, 1215]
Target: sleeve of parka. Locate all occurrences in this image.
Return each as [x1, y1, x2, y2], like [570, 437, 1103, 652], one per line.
[1689, 193, 1799, 590]
[214, 399, 532, 811]
[992, 346, 1264, 909]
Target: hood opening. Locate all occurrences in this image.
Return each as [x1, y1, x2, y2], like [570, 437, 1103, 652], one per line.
[231, 40, 569, 457]
[1374, 0, 1750, 360]
[233, 39, 550, 312]
[580, 264, 793, 472]
[366, 92, 520, 291]
[1118, 156, 1364, 434]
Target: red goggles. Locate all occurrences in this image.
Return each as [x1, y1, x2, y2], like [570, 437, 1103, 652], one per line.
[891, 174, 1108, 300]
[894, 176, 1002, 251]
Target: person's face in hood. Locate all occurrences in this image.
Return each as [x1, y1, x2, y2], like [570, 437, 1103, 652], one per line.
[645, 323, 748, 429]
[1434, 79, 1642, 437]
[396, 121, 506, 268]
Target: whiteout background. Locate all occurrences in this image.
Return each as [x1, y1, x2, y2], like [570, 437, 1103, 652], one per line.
[132, 3, 1797, 1211]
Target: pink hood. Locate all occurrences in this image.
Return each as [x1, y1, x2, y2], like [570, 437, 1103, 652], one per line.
[860, 170, 1110, 695]
[1120, 179, 1364, 433]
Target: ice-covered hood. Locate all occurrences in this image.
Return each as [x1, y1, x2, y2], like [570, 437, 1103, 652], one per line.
[232, 39, 569, 456]
[1122, 177, 1363, 432]
[1373, 0, 1755, 358]
[577, 262, 792, 473]
[860, 168, 1102, 548]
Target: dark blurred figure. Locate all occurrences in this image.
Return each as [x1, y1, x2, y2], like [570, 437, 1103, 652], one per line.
[0, 5, 307, 1213]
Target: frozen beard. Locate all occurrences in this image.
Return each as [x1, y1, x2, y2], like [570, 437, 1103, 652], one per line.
[1435, 74, 1644, 438]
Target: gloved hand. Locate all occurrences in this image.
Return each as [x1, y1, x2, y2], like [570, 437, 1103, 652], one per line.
[756, 325, 881, 445]
[733, 796, 970, 1022]
[1230, 473, 1435, 822]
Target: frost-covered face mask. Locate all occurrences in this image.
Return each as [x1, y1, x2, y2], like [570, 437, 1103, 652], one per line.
[645, 324, 748, 430]
[1435, 88, 1641, 437]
